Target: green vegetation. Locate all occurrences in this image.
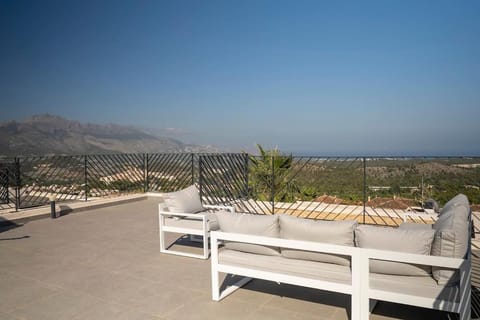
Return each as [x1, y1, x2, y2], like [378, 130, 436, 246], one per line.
[253, 158, 480, 204]
[363, 158, 480, 205]
[247, 147, 480, 206]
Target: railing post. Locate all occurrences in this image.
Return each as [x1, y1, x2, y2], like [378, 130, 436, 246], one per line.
[191, 153, 195, 185]
[84, 155, 88, 202]
[244, 153, 249, 199]
[14, 157, 20, 211]
[199, 155, 203, 201]
[144, 153, 149, 193]
[271, 155, 275, 215]
[363, 157, 366, 224]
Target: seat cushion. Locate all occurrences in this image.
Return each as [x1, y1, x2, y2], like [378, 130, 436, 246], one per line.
[218, 249, 351, 285]
[215, 212, 280, 255]
[432, 195, 470, 285]
[355, 225, 434, 276]
[161, 185, 204, 213]
[370, 273, 460, 303]
[279, 214, 356, 266]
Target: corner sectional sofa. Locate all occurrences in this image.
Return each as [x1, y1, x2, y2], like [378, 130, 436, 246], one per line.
[210, 194, 471, 320]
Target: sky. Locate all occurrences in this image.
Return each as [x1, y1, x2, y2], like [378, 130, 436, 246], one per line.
[1, 0, 479, 155]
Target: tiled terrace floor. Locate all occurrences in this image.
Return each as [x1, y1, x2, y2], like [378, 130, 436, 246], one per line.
[0, 199, 460, 319]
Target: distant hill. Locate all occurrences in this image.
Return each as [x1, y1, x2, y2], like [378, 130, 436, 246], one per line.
[0, 114, 213, 156]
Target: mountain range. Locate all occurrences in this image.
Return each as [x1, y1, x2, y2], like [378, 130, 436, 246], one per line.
[0, 114, 216, 156]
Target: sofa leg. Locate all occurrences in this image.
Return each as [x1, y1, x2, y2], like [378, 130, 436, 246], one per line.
[211, 269, 220, 301]
[458, 288, 471, 320]
[203, 235, 209, 260]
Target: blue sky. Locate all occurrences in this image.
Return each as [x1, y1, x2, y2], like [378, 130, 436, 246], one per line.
[1, 0, 479, 155]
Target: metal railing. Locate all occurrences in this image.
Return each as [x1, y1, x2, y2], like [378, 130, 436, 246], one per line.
[201, 155, 480, 226]
[147, 153, 196, 192]
[1, 153, 479, 227]
[0, 153, 198, 211]
[199, 153, 249, 206]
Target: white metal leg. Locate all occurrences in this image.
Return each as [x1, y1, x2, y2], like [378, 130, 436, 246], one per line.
[359, 254, 370, 320]
[159, 213, 166, 253]
[203, 218, 208, 259]
[211, 234, 220, 301]
[351, 253, 361, 320]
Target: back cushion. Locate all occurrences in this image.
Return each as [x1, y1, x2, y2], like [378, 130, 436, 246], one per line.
[161, 185, 204, 213]
[398, 223, 433, 231]
[216, 212, 280, 256]
[439, 193, 469, 217]
[432, 200, 470, 285]
[279, 214, 356, 266]
[355, 225, 434, 276]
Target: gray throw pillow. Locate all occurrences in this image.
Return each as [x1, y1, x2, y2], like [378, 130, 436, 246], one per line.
[215, 212, 280, 256]
[355, 225, 434, 276]
[161, 185, 204, 213]
[279, 214, 356, 266]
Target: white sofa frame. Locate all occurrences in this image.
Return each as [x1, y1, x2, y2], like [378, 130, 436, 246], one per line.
[211, 231, 471, 320]
[159, 203, 234, 259]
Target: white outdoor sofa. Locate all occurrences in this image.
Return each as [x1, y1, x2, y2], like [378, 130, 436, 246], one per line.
[158, 185, 234, 259]
[211, 194, 472, 320]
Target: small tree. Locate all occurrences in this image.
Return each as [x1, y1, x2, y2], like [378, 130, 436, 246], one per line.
[249, 144, 299, 202]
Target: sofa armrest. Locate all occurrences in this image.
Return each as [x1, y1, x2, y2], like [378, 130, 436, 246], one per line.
[362, 247, 466, 269]
[159, 211, 204, 219]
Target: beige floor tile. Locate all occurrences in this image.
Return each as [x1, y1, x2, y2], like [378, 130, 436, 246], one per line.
[164, 298, 257, 320]
[12, 290, 104, 320]
[72, 302, 166, 320]
[0, 272, 59, 313]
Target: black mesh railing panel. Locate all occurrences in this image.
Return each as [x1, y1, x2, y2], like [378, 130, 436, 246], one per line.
[1, 152, 478, 227]
[87, 154, 145, 198]
[0, 160, 18, 210]
[244, 156, 365, 216]
[17, 156, 85, 208]
[199, 154, 250, 208]
[0, 168, 7, 204]
[365, 157, 422, 226]
[147, 153, 194, 192]
[365, 157, 480, 227]
[271, 157, 365, 221]
[244, 155, 275, 214]
[246, 156, 361, 217]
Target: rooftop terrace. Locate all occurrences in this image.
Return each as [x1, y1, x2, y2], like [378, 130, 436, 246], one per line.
[0, 198, 473, 320]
